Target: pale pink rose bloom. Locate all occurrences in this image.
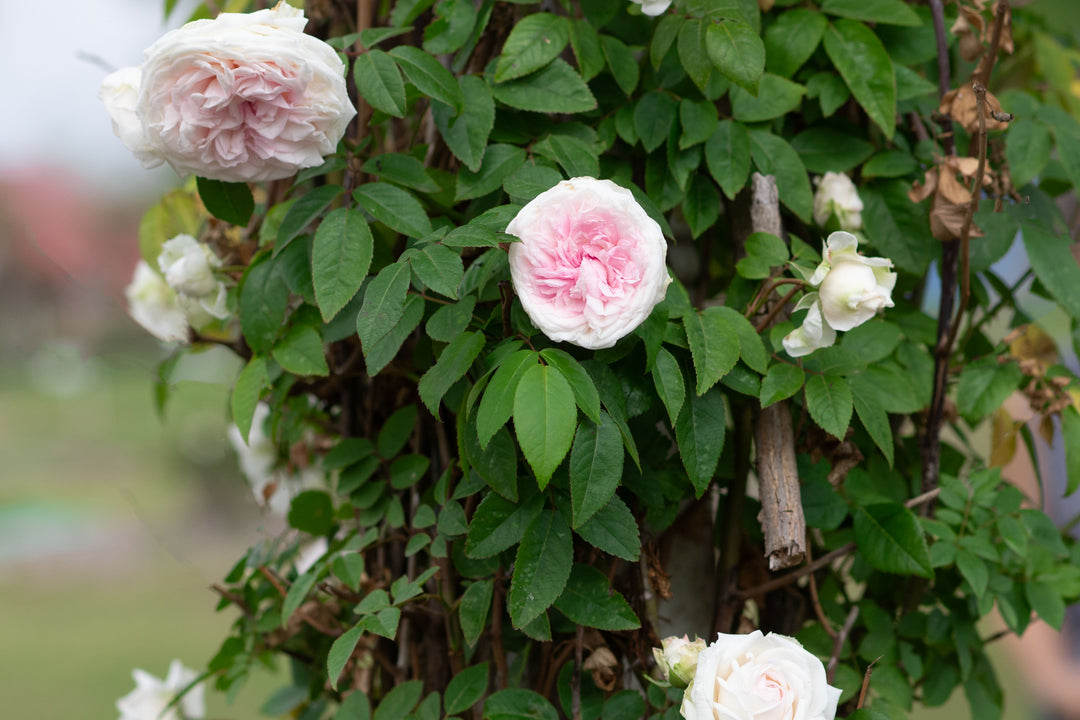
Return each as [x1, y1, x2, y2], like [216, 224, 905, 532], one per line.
[681, 631, 841, 720]
[506, 177, 671, 350]
[101, 3, 356, 182]
[631, 0, 673, 16]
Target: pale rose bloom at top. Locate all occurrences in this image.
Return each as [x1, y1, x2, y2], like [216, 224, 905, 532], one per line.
[506, 177, 671, 350]
[783, 232, 895, 357]
[812, 172, 863, 232]
[631, 0, 673, 15]
[680, 631, 841, 720]
[116, 659, 205, 720]
[125, 261, 191, 344]
[654, 635, 708, 689]
[100, 3, 356, 182]
[227, 403, 322, 516]
[158, 234, 229, 319]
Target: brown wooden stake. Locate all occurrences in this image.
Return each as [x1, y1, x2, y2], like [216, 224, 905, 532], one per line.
[755, 401, 807, 570]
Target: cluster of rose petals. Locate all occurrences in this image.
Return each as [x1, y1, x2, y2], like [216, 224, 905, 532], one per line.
[783, 232, 895, 358]
[125, 261, 191, 343]
[227, 403, 322, 516]
[812, 172, 863, 232]
[506, 177, 671, 350]
[631, 0, 673, 15]
[159, 234, 229, 319]
[680, 631, 841, 720]
[100, 3, 355, 182]
[116, 659, 205, 720]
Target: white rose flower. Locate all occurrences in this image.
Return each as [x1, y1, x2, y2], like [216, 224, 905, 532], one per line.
[158, 234, 229, 319]
[631, 0, 673, 15]
[654, 635, 708, 688]
[116, 659, 205, 720]
[101, 2, 356, 182]
[506, 177, 671, 350]
[782, 232, 895, 357]
[125, 261, 190, 344]
[680, 631, 841, 720]
[227, 403, 322, 516]
[812, 172, 863, 232]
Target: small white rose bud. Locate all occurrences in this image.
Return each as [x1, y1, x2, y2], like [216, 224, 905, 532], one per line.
[158, 235, 229, 320]
[813, 172, 864, 232]
[630, 0, 672, 15]
[653, 635, 706, 688]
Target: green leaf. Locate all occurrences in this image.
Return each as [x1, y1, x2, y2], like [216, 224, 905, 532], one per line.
[851, 382, 894, 466]
[353, 183, 432, 239]
[679, 99, 720, 150]
[377, 406, 416, 458]
[790, 127, 874, 174]
[390, 0, 436, 26]
[532, 134, 599, 179]
[821, 0, 921, 26]
[765, 9, 827, 78]
[824, 20, 896, 139]
[459, 579, 494, 647]
[362, 153, 440, 193]
[495, 13, 570, 82]
[312, 208, 372, 322]
[955, 548, 989, 597]
[491, 59, 597, 114]
[196, 177, 253, 226]
[575, 495, 640, 561]
[374, 681, 423, 720]
[508, 508, 573, 627]
[569, 412, 624, 528]
[804, 374, 853, 439]
[389, 45, 464, 110]
[282, 570, 320, 627]
[477, 350, 538, 448]
[749, 130, 814, 222]
[433, 75, 495, 173]
[601, 34, 639, 96]
[1022, 222, 1080, 319]
[240, 253, 290, 354]
[678, 18, 715, 92]
[445, 663, 489, 716]
[806, 71, 851, 117]
[955, 356, 1023, 421]
[365, 294, 424, 376]
[760, 364, 804, 408]
[336, 691, 372, 720]
[684, 307, 740, 395]
[423, 0, 478, 55]
[705, 19, 765, 95]
[465, 492, 545, 558]
[354, 50, 407, 117]
[288, 490, 334, 535]
[553, 564, 639, 630]
[484, 690, 558, 720]
[683, 174, 721, 239]
[736, 230, 791, 279]
[357, 260, 411, 350]
[861, 150, 917, 179]
[1026, 580, 1066, 630]
[1006, 119, 1051, 188]
[539, 348, 602, 424]
[569, 18, 605, 81]
[634, 91, 678, 153]
[272, 324, 329, 377]
[470, 427, 520, 501]
[276, 185, 345, 255]
[513, 364, 577, 488]
[328, 624, 365, 690]
[505, 163, 565, 203]
[731, 74, 805, 122]
[675, 387, 726, 496]
[418, 330, 485, 418]
[410, 244, 463, 299]
[456, 144, 527, 201]
[652, 348, 686, 427]
[706, 120, 751, 200]
[651, 14, 683, 70]
[231, 356, 267, 443]
[1064, 406, 1080, 496]
[854, 502, 932, 578]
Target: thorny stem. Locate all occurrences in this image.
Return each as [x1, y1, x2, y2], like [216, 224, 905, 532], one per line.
[744, 278, 805, 320]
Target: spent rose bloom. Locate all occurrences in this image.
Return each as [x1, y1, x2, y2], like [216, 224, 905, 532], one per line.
[100, 2, 356, 182]
[680, 631, 841, 720]
[812, 172, 863, 232]
[228, 403, 322, 516]
[116, 659, 205, 720]
[158, 234, 229, 319]
[506, 177, 671, 350]
[125, 261, 191, 344]
[631, 0, 673, 15]
[654, 635, 708, 688]
[783, 232, 895, 357]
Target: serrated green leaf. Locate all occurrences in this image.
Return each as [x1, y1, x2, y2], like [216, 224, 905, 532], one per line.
[553, 564, 639, 630]
[760, 364, 804, 408]
[575, 495, 640, 561]
[684, 307, 740, 395]
[731, 73, 805, 123]
[675, 387, 726, 496]
[749, 130, 814, 222]
[353, 183, 432, 239]
[495, 13, 570, 82]
[288, 490, 334, 535]
[824, 19, 896, 139]
[456, 144, 527, 201]
[492, 59, 597, 114]
[239, 254, 290, 354]
[569, 17, 605, 81]
[514, 363, 577, 488]
[955, 357, 1023, 421]
[282, 570, 320, 627]
[683, 174, 721, 239]
[465, 492, 545, 559]
[804, 374, 853, 439]
[532, 134, 599, 179]
[1022, 222, 1080, 320]
[312, 207, 372, 322]
[853, 502, 932, 578]
[477, 350, 538, 448]
[678, 18, 714, 92]
[276, 185, 345, 255]
[365, 293, 424, 376]
[459, 579, 494, 647]
[445, 663, 489, 716]
[705, 19, 765, 95]
[851, 383, 894, 466]
[652, 348, 686, 427]
[328, 624, 365, 690]
[706, 120, 751, 200]
[539, 348, 602, 425]
[569, 412, 624, 528]
[357, 260, 411, 350]
[634, 91, 677, 153]
[508, 508, 573, 627]
[390, 45, 464, 110]
[484, 690, 558, 720]
[790, 126, 874, 174]
[272, 324, 329, 377]
[361, 153, 440, 193]
[821, 0, 921, 26]
[601, 34, 639, 96]
[231, 356, 267, 443]
[418, 330, 485, 418]
[433, 75, 495, 173]
[196, 177, 253, 226]
[410, 244, 463, 299]
[765, 9, 827, 78]
[354, 50, 407, 117]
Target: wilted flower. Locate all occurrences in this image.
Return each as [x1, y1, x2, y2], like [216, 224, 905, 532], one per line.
[506, 177, 671, 350]
[116, 659, 205, 720]
[125, 261, 190, 344]
[812, 172, 863, 232]
[783, 232, 895, 357]
[227, 403, 322, 516]
[631, 0, 673, 15]
[100, 2, 355, 182]
[680, 631, 841, 720]
[158, 235, 229, 319]
[654, 635, 707, 689]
